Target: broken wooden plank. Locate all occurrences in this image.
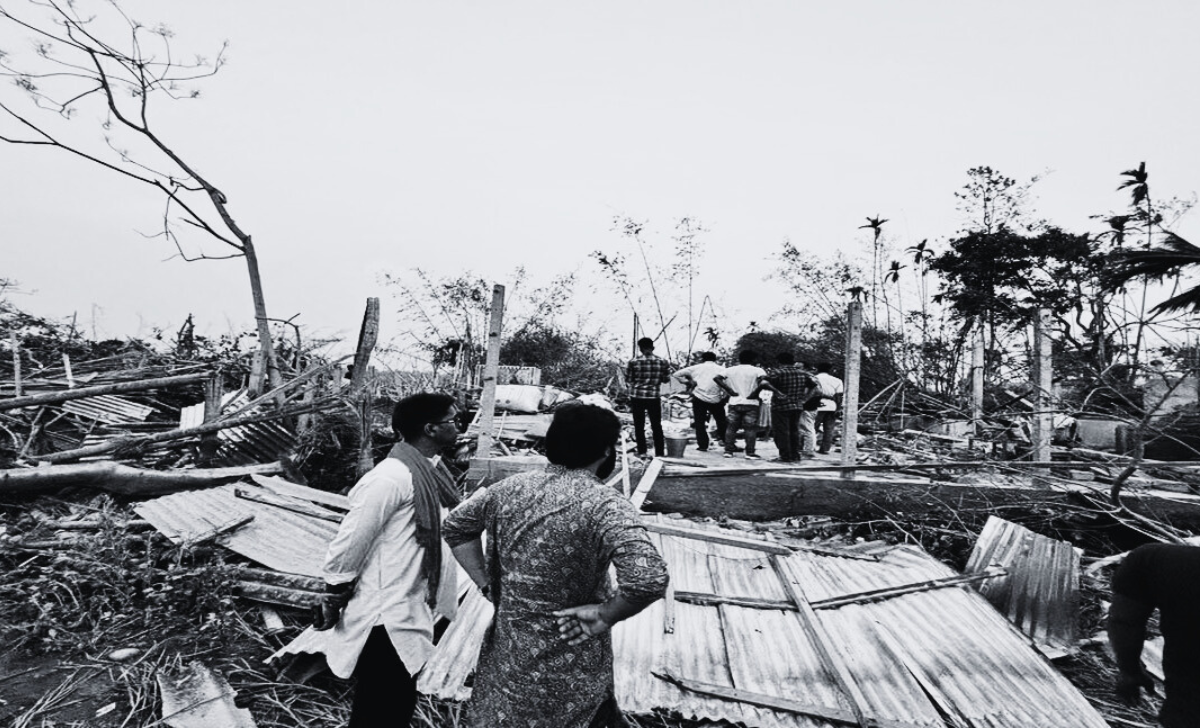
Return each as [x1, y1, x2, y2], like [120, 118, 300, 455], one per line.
[643, 519, 791, 555]
[674, 568, 1005, 612]
[234, 486, 341, 522]
[249, 474, 349, 511]
[630, 457, 664, 511]
[179, 514, 254, 549]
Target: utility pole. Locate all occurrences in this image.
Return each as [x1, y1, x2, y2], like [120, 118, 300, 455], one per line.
[972, 319, 985, 438]
[1031, 308, 1053, 478]
[474, 285, 506, 464]
[841, 292, 863, 477]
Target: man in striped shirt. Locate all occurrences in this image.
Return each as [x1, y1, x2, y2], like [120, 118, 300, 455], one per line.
[626, 337, 673, 458]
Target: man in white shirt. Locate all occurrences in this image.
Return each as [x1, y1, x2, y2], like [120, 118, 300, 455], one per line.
[672, 351, 729, 452]
[714, 350, 767, 459]
[314, 392, 463, 727]
[813, 362, 845, 455]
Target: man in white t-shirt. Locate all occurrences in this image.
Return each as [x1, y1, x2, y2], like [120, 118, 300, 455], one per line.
[813, 362, 845, 455]
[714, 350, 767, 459]
[672, 351, 729, 452]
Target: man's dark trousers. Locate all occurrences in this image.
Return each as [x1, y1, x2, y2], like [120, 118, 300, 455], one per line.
[772, 409, 802, 461]
[350, 625, 417, 727]
[631, 397, 665, 456]
[815, 410, 838, 453]
[691, 398, 728, 451]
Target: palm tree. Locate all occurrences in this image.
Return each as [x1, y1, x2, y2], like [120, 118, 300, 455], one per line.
[859, 216, 888, 327]
[1104, 231, 1200, 314]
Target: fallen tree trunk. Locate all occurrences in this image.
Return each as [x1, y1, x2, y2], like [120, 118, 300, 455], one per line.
[0, 372, 210, 412]
[0, 461, 282, 496]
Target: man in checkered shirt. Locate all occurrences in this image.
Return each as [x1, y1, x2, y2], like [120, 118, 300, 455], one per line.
[626, 337, 673, 457]
[761, 352, 817, 462]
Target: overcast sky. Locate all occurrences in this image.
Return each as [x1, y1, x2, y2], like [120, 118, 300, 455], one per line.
[3, 1, 1199, 359]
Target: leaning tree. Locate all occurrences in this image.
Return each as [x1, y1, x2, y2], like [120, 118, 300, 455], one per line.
[0, 0, 281, 391]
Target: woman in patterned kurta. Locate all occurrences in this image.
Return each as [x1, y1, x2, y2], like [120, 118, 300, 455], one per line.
[443, 405, 669, 728]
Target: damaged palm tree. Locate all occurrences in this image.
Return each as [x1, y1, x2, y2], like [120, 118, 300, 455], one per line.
[0, 0, 282, 393]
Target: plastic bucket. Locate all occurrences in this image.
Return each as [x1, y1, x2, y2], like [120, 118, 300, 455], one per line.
[664, 437, 688, 458]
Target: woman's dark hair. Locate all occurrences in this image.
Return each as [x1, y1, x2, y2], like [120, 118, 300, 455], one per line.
[545, 403, 620, 469]
[392, 392, 457, 441]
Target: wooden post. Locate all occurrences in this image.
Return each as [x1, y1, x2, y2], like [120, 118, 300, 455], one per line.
[474, 285, 506, 463]
[840, 294, 863, 476]
[972, 319, 985, 437]
[1031, 308, 1053, 469]
[351, 298, 381, 478]
[248, 349, 266, 398]
[62, 354, 75, 388]
[10, 332, 22, 398]
[350, 298, 380, 392]
[198, 373, 223, 468]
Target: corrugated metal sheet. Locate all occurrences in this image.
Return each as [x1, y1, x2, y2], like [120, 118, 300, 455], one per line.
[179, 394, 295, 466]
[134, 483, 338, 576]
[182, 484, 1106, 728]
[963, 515, 1080, 657]
[411, 531, 1108, 728]
[61, 394, 154, 424]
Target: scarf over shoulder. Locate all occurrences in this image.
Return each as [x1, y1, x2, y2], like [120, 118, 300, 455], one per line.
[387, 441, 462, 608]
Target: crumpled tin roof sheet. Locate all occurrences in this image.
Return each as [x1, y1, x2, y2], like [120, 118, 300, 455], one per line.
[179, 395, 295, 466]
[411, 526, 1107, 728]
[61, 394, 155, 424]
[134, 483, 338, 576]
[963, 515, 1080, 657]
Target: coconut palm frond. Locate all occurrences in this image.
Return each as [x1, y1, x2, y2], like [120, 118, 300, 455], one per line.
[1103, 232, 1200, 291]
[1150, 285, 1200, 315]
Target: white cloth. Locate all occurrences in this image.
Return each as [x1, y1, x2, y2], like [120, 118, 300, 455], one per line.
[719, 364, 766, 406]
[673, 361, 726, 404]
[318, 457, 458, 679]
[815, 372, 844, 411]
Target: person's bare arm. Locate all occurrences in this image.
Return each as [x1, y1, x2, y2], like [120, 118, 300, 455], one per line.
[713, 374, 737, 397]
[1108, 593, 1156, 702]
[450, 538, 492, 601]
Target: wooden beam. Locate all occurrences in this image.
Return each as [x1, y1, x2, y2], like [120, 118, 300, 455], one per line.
[771, 554, 873, 727]
[643, 519, 791, 554]
[630, 457, 664, 510]
[474, 284, 506, 460]
[674, 568, 1005, 612]
[0, 371, 210, 412]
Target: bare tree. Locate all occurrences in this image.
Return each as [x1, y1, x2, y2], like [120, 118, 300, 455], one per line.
[0, 0, 281, 391]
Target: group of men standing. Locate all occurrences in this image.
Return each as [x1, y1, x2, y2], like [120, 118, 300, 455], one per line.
[626, 337, 843, 461]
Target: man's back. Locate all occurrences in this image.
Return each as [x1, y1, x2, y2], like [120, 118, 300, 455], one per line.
[627, 354, 671, 399]
[721, 364, 765, 405]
